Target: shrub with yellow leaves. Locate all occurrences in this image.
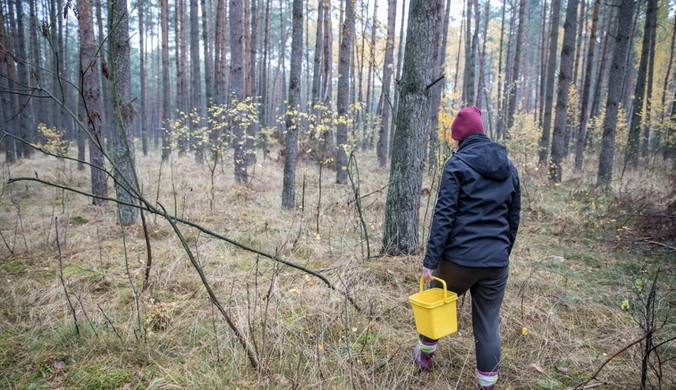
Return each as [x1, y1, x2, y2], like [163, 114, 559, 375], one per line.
[504, 112, 542, 174]
[37, 123, 70, 156]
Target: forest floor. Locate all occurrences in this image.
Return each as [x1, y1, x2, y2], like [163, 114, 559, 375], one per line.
[0, 146, 674, 390]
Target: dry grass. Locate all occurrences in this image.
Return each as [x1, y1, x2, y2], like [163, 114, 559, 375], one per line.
[0, 147, 674, 390]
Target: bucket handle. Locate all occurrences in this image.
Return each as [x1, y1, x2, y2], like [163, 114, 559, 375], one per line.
[419, 276, 448, 301]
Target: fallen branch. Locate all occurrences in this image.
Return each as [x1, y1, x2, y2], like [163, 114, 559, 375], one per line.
[639, 239, 676, 252]
[575, 332, 650, 389]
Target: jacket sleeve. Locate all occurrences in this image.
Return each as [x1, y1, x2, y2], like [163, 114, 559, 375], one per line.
[507, 167, 521, 255]
[423, 159, 461, 270]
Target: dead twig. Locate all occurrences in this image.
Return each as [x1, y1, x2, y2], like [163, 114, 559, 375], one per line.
[55, 217, 80, 337]
[97, 303, 123, 342]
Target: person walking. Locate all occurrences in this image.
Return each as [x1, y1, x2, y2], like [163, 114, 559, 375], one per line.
[414, 106, 521, 390]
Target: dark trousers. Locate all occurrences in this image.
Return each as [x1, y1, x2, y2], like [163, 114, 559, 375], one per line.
[420, 260, 509, 373]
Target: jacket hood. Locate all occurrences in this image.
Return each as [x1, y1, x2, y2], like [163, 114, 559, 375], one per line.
[455, 134, 512, 181]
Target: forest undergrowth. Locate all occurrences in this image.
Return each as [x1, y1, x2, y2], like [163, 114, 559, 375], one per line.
[0, 147, 674, 390]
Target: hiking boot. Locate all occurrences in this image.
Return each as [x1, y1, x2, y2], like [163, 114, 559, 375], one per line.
[413, 345, 434, 372]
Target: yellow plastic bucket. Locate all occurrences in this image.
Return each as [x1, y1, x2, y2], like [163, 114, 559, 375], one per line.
[409, 276, 458, 339]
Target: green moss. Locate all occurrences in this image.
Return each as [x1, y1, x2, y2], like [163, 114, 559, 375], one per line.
[0, 260, 25, 274]
[65, 363, 137, 390]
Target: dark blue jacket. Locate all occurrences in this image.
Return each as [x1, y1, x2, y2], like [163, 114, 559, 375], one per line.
[423, 134, 521, 269]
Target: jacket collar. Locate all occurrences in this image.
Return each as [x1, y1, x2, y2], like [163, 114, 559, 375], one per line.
[458, 133, 490, 151]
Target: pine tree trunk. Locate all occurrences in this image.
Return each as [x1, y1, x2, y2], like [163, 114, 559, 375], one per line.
[453, 1, 464, 104]
[626, 0, 656, 167]
[311, 0, 323, 107]
[247, 0, 260, 164]
[260, 0, 270, 128]
[506, 0, 526, 133]
[597, 0, 633, 187]
[573, 0, 585, 88]
[462, 0, 472, 104]
[376, 0, 396, 167]
[14, 0, 35, 159]
[365, 0, 378, 124]
[0, 5, 16, 163]
[383, 0, 444, 255]
[137, 0, 148, 156]
[190, 0, 206, 163]
[201, 0, 213, 106]
[109, 0, 139, 225]
[477, 0, 489, 112]
[335, 0, 354, 184]
[282, 0, 303, 209]
[662, 18, 676, 160]
[468, 0, 479, 106]
[538, 0, 561, 165]
[591, 7, 613, 120]
[29, 0, 48, 129]
[230, 0, 248, 183]
[78, 0, 108, 204]
[215, 0, 228, 106]
[389, 0, 406, 156]
[537, 0, 549, 125]
[495, 1, 505, 140]
[549, 0, 579, 182]
[95, 0, 111, 151]
[160, 0, 172, 160]
[426, 0, 450, 170]
[574, 0, 600, 171]
[641, 4, 657, 158]
[322, 0, 333, 143]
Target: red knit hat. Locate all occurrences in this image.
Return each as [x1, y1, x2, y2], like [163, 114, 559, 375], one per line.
[451, 106, 484, 141]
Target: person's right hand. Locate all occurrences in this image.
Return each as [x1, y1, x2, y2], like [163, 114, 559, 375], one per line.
[422, 267, 435, 281]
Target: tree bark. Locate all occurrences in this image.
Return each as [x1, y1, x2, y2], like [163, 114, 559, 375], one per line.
[365, 0, 378, 120]
[190, 0, 206, 163]
[215, 0, 227, 105]
[137, 0, 148, 156]
[383, 0, 444, 255]
[574, 0, 600, 171]
[597, 0, 633, 187]
[109, 0, 139, 225]
[230, 0, 248, 183]
[335, 0, 354, 184]
[496, 0, 505, 139]
[591, 6, 614, 120]
[573, 0, 585, 88]
[506, 0, 526, 133]
[282, 0, 303, 209]
[78, 0, 108, 204]
[538, 0, 560, 165]
[663, 18, 676, 159]
[549, 0, 579, 182]
[641, 1, 657, 158]
[389, 0, 406, 157]
[95, 0, 111, 151]
[201, 0, 214, 106]
[537, 0, 549, 125]
[311, 0, 323, 106]
[160, 0, 172, 160]
[0, 4, 17, 163]
[321, 0, 333, 143]
[426, 0, 450, 170]
[376, 0, 396, 167]
[14, 0, 35, 159]
[29, 0, 48, 128]
[626, 0, 656, 167]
